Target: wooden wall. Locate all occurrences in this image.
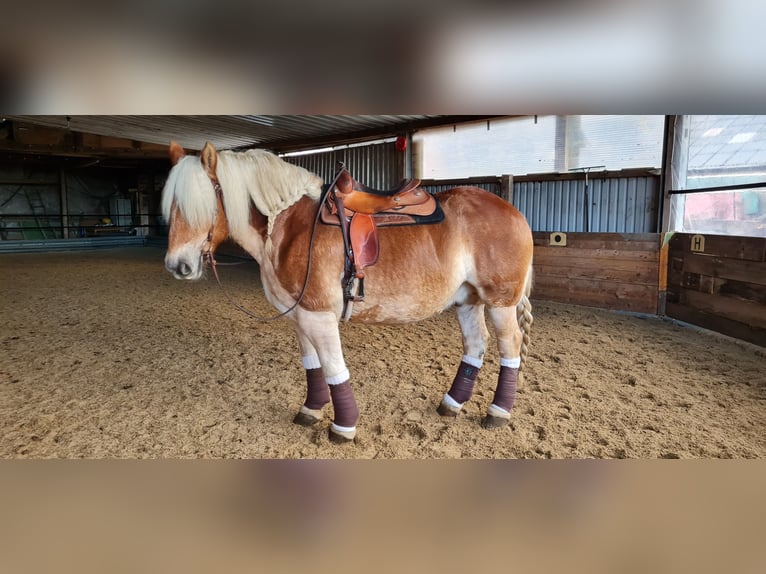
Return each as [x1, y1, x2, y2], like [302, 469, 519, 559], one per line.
[532, 232, 660, 314]
[666, 233, 766, 347]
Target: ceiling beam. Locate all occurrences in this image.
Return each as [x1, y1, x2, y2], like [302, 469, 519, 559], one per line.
[248, 115, 509, 153]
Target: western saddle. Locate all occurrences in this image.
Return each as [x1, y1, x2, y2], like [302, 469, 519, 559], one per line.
[321, 166, 444, 319]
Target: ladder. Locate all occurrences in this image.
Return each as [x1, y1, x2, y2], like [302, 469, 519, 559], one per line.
[24, 190, 55, 239]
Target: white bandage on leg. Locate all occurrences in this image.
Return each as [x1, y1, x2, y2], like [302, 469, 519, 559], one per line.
[301, 354, 322, 370]
[462, 355, 484, 368]
[488, 403, 510, 416]
[442, 393, 464, 409]
[500, 357, 521, 369]
[325, 369, 351, 386]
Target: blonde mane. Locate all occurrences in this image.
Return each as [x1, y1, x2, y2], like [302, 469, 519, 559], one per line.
[161, 148, 323, 242]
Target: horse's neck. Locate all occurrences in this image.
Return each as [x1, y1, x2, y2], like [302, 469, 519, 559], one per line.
[229, 206, 270, 263]
[228, 196, 318, 270]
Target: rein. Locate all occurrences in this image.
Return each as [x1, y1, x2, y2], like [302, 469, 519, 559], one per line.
[202, 165, 346, 322]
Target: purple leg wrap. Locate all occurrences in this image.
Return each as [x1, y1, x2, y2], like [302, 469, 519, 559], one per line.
[447, 361, 480, 404]
[492, 366, 518, 412]
[304, 368, 331, 410]
[329, 381, 359, 428]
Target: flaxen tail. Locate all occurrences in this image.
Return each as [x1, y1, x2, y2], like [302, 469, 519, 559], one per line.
[516, 262, 534, 373]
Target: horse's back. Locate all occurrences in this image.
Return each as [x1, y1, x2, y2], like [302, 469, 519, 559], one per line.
[437, 185, 532, 244]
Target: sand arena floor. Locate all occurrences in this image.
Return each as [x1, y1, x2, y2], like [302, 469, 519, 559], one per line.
[1, 246, 764, 458]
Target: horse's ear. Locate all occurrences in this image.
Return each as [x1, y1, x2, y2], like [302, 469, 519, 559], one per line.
[201, 141, 218, 177]
[169, 141, 185, 165]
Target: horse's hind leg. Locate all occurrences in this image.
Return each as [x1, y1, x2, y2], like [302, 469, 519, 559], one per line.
[483, 306, 523, 429]
[438, 303, 488, 417]
[292, 327, 331, 427]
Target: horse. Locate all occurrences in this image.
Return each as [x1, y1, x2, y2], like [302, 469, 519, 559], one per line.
[162, 141, 534, 443]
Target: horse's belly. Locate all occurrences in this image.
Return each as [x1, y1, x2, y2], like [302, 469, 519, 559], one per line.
[348, 278, 469, 324]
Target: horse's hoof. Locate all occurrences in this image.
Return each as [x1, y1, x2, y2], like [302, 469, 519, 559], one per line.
[437, 401, 460, 417]
[328, 423, 356, 444]
[293, 405, 323, 426]
[481, 414, 509, 429]
[482, 404, 511, 429]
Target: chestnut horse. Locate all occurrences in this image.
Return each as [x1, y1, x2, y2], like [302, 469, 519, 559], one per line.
[162, 142, 534, 443]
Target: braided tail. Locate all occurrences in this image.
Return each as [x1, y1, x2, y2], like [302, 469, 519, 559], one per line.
[516, 263, 534, 377]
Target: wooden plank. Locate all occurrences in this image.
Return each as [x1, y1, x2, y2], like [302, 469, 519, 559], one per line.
[716, 277, 766, 304]
[532, 231, 660, 242]
[532, 232, 659, 251]
[534, 275, 657, 296]
[533, 276, 657, 310]
[80, 134, 136, 150]
[667, 267, 684, 291]
[666, 302, 766, 347]
[13, 122, 67, 146]
[676, 287, 766, 329]
[534, 246, 658, 262]
[669, 233, 766, 262]
[534, 253, 658, 273]
[534, 262, 658, 285]
[141, 142, 169, 153]
[679, 272, 714, 293]
[676, 271, 766, 304]
[533, 285, 657, 314]
[678, 252, 766, 286]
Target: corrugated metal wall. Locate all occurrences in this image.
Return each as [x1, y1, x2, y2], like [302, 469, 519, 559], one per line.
[514, 175, 659, 233]
[284, 141, 401, 189]
[421, 181, 501, 195]
[285, 143, 659, 233]
[284, 149, 338, 183]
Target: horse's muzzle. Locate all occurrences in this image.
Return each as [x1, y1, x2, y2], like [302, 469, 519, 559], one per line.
[165, 255, 202, 280]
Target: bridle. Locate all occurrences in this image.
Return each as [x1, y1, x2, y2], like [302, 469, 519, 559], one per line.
[201, 165, 346, 322]
[200, 180, 224, 263]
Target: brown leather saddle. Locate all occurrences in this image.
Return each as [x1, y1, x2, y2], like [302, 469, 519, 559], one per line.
[320, 167, 444, 314]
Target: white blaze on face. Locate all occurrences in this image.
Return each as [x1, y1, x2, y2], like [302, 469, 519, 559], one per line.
[164, 205, 208, 281]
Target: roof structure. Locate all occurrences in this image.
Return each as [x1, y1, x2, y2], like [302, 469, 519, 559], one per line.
[2, 115, 499, 154]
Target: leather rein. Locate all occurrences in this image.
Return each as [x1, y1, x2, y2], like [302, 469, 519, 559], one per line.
[201, 165, 346, 322]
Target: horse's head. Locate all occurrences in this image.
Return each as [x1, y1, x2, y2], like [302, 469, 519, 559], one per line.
[162, 141, 229, 280]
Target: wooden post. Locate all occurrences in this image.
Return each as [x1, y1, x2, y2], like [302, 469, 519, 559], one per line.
[657, 115, 685, 316]
[59, 168, 69, 239]
[403, 132, 413, 180]
[411, 136, 422, 180]
[657, 234, 670, 316]
[661, 115, 688, 234]
[501, 175, 514, 204]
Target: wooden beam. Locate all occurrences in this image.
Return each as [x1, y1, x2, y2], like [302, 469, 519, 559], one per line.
[253, 116, 507, 153]
[501, 175, 513, 203]
[0, 122, 169, 160]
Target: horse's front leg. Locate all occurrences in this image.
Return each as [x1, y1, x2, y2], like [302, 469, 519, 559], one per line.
[292, 326, 331, 427]
[296, 311, 359, 443]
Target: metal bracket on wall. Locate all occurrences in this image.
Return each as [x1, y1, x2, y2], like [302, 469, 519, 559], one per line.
[549, 232, 567, 247]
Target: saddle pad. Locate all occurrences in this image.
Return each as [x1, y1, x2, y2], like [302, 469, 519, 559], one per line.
[320, 194, 445, 228]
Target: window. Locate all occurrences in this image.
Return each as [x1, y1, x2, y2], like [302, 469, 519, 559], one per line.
[670, 115, 766, 238]
[413, 115, 664, 179]
[413, 116, 557, 179]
